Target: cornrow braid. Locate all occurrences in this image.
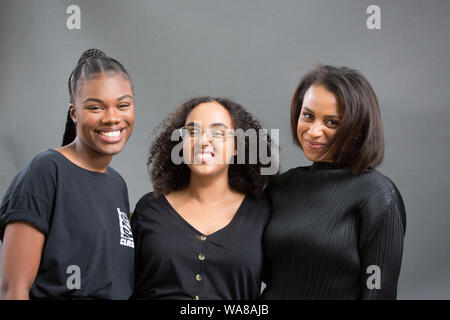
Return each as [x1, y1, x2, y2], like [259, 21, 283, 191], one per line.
[62, 48, 133, 146]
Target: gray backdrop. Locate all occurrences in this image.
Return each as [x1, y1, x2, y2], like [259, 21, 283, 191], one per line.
[1, 0, 449, 299]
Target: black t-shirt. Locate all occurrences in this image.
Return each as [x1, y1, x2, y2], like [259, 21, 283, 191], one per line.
[131, 192, 270, 300]
[0, 149, 135, 299]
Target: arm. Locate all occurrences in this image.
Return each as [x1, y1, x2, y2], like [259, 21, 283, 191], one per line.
[359, 183, 406, 299]
[0, 222, 45, 300]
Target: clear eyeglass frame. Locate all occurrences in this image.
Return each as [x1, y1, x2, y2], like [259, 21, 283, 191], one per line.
[179, 126, 235, 142]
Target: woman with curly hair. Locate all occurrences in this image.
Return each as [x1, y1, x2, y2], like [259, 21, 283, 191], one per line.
[131, 96, 275, 300]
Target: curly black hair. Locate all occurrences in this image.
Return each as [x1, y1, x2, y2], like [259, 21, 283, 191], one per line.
[147, 96, 278, 198]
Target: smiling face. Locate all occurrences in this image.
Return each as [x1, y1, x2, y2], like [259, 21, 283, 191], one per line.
[297, 85, 343, 162]
[183, 101, 236, 177]
[70, 73, 135, 156]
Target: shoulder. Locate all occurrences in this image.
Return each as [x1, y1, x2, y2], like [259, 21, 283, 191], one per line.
[131, 192, 168, 230]
[358, 169, 401, 202]
[244, 192, 271, 222]
[10, 150, 60, 187]
[133, 192, 161, 216]
[268, 167, 298, 188]
[246, 192, 270, 208]
[357, 169, 406, 228]
[27, 149, 61, 173]
[267, 166, 313, 198]
[1, 150, 61, 224]
[107, 166, 128, 189]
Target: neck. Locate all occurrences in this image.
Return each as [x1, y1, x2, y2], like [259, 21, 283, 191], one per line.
[186, 171, 232, 205]
[64, 139, 113, 173]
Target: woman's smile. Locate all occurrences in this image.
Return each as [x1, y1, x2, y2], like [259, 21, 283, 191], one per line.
[96, 127, 126, 143]
[194, 146, 215, 164]
[304, 139, 326, 150]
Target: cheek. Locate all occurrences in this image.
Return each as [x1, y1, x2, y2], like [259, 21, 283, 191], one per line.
[219, 139, 235, 162]
[76, 114, 97, 133]
[322, 128, 336, 141]
[182, 140, 194, 160]
[297, 120, 308, 142]
[126, 108, 135, 125]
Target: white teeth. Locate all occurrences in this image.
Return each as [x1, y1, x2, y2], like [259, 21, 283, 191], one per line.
[100, 130, 121, 137]
[195, 152, 214, 163]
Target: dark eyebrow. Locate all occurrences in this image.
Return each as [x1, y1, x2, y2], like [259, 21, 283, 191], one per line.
[117, 95, 133, 101]
[83, 98, 104, 104]
[210, 122, 228, 128]
[324, 115, 343, 120]
[302, 106, 342, 119]
[185, 122, 200, 127]
[184, 122, 228, 129]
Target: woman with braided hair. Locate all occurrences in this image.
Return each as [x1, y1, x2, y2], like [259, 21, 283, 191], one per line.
[0, 49, 135, 299]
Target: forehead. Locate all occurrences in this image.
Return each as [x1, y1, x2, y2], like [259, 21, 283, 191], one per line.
[185, 101, 234, 128]
[75, 73, 133, 101]
[302, 85, 342, 116]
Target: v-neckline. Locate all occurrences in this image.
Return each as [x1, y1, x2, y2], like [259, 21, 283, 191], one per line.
[159, 194, 248, 237]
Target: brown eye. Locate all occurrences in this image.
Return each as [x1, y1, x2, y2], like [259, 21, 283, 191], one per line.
[211, 129, 225, 137]
[326, 120, 340, 128]
[302, 112, 313, 120]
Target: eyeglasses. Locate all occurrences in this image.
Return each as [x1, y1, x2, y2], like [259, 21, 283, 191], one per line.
[179, 126, 234, 142]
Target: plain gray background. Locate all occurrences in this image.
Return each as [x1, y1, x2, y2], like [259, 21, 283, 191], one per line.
[1, 0, 449, 299]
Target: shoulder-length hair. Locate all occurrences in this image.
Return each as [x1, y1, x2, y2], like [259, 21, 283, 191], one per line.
[290, 64, 384, 174]
[148, 96, 275, 197]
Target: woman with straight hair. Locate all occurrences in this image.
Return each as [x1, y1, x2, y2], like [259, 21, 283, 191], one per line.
[261, 65, 406, 299]
[0, 49, 135, 299]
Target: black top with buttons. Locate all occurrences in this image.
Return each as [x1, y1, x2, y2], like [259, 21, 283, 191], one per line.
[131, 191, 270, 300]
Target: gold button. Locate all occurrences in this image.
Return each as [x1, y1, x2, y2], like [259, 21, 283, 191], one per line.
[200, 235, 207, 241]
[195, 274, 202, 281]
[194, 295, 199, 300]
[198, 253, 205, 261]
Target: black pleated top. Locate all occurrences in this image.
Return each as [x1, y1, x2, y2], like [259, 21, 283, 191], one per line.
[131, 192, 270, 300]
[261, 162, 406, 300]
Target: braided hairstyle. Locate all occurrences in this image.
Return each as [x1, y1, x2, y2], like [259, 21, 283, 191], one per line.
[62, 49, 133, 146]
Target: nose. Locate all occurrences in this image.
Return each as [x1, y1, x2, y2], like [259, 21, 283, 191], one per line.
[308, 122, 323, 138]
[102, 106, 120, 124]
[201, 130, 213, 146]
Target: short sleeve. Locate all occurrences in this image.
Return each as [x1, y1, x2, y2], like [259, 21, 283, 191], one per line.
[358, 178, 406, 299]
[0, 153, 57, 240]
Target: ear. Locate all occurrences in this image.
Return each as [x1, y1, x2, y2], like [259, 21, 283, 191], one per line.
[69, 105, 77, 124]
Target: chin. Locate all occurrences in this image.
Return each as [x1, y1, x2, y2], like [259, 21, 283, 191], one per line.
[97, 144, 126, 156]
[303, 152, 320, 162]
[189, 164, 225, 177]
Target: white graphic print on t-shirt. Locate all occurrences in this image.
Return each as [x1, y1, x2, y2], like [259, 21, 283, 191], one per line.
[117, 208, 134, 248]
